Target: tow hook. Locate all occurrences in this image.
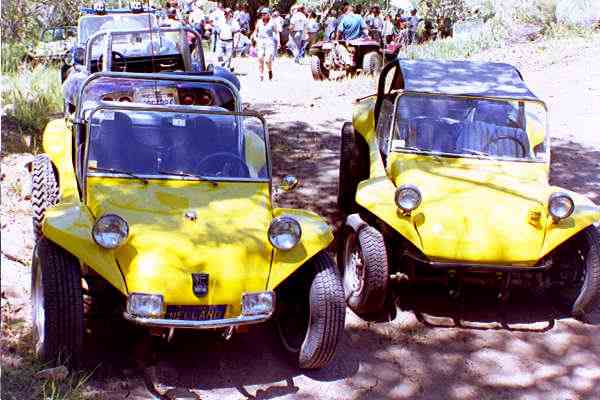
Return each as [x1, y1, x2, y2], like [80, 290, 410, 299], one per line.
[222, 326, 234, 341]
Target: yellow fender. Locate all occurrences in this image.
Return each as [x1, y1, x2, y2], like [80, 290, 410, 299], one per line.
[43, 203, 128, 295]
[267, 208, 334, 290]
[42, 118, 79, 203]
[540, 189, 600, 258]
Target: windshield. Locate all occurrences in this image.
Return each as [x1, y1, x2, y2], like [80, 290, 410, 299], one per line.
[391, 93, 548, 162]
[87, 108, 268, 181]
[78, 14, 158, 45]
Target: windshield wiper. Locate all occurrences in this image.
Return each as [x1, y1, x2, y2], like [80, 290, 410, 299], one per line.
[89, 166, 149, 184]
[158, 169, 219, 185]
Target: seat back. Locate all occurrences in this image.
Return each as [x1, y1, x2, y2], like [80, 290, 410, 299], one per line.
[456, 121, 530, 158]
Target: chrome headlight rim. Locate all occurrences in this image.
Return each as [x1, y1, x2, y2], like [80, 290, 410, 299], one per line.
[268, 216, 302, 251]
[548, 192, 574, 221]
[92, 214, 129, 249]
[395, 184, 422, 212]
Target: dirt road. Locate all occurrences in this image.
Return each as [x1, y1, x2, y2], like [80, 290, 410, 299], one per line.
[1, 35, 600, 399]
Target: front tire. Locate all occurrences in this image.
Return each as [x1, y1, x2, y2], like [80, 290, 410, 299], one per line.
[568, 226, 600, 321]
[362, 51, 382, 75]
[31, 154, 59, 241]
[339, 225, 389, 317]
[32, 238, 84, 368]
[276, 251, 345, 369]
[338, 122, 369, 214]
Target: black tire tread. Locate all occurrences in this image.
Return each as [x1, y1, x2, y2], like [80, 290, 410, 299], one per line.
[310, 55, 326, 80]
[574, 225, 600, 320]
[362, 51, 382, 75]
[32, 154, 59, 241]
[35, 238, 84, 368]
[299, 252, 345, 370]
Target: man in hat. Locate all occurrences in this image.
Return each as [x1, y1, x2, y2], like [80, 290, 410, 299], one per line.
[252, 7, 279, 80]
[215, 8, 240, 69]
[289, 5, 308, 63]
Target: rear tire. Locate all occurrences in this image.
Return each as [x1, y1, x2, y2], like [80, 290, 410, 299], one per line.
[339, 225, 389, 318]
[310, 55, 328, 80]
[276, 251, 345, 369]
[338, 122, 369, 214]
[362, 51, 382, 75]
[32, 238, 84, 368]
[31, 154, 59, 241]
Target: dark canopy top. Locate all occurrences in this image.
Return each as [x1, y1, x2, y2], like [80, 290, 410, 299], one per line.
[397, 59, 540, 101]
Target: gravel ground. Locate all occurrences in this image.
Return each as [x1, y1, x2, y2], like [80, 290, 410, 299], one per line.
[1, 34, 600, 400]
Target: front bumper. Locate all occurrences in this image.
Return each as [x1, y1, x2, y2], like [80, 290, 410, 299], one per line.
[123, 311, 273, 329]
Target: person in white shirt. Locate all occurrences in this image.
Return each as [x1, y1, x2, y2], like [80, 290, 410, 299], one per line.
[252, 8, 279, 80]
[407, 9, 421, 44]
[306, 11, 320, 49]
[215, 8, 240, 69]
[209, 4, 225, 51]
[289, 5, 308, 63]
[271, 10, 284, 51]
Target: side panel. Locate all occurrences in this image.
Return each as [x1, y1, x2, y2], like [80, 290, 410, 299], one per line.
[42, 203, 128, 294]
[267, 208, 334, 290]
[540, 189, 600, 258]
[42, 118, 79, 203]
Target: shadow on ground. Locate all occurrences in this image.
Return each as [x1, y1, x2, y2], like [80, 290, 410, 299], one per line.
[550, 140, 600, 202]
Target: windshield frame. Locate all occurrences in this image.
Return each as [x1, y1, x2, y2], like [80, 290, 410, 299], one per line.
[82, 103, 271, 201]
[77, 13, 159, 45]
[388, 90, 550, 164]
[84, 26, 204, 72]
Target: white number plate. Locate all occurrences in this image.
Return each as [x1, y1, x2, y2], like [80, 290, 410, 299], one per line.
[134, 88, 177, 105]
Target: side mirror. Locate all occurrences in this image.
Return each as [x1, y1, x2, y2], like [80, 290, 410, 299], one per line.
[279, 175, 299, 192]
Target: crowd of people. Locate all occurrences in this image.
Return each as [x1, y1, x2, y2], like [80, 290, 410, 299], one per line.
[152, 1, 461, 80]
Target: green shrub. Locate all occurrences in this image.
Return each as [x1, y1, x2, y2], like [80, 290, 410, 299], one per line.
[1, 65, 63, 136]
[399, 17, 509, 60]
[1, 42, 28, 74]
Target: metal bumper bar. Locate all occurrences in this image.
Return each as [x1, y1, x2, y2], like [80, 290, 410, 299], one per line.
[123, 312, 272, 329]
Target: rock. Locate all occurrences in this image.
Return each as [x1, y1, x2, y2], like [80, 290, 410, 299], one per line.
[556, 0, 600, 27]
[35, 366, 69, 381]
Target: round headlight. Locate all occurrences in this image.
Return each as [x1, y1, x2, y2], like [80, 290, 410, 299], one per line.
[548, 192, 574, 220]
[395, 184, 422, 212]
[268, 216, 302, 251]
[92, 214, 129, 249]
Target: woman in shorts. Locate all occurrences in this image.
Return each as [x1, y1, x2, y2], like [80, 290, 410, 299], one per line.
[252, 8, 279, 81]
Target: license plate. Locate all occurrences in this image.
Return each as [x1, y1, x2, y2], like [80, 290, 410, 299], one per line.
[165, 305, 226, 321]
[134, 88, 177, 105]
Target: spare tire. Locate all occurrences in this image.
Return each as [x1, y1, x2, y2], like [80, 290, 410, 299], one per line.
[310, 55, 328, 80]
[362, 51, 382, 75]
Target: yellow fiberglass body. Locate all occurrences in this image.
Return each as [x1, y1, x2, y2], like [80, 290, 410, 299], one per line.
[39, 114, 333, 319]
[351, 96, 600, 266]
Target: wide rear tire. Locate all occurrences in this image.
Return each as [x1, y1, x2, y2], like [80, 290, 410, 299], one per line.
[338, 122, 369, 214]
[276, 251, 345, 369]
[31, 154, 59, 241]
[310, 55, 328, 80]
[339, 225, 389, 318]
[32, 238, 84, 368]
[362, 51, 383, 75]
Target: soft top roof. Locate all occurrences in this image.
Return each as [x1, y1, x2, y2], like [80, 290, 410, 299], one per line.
[397, 59, 540, 101]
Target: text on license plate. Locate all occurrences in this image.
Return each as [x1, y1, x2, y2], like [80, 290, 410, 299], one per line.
[165, 305, 227, 321]
[135, 89, 177, 105]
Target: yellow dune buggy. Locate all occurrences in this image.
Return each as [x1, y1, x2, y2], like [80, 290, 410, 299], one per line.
[338, 59, 600, 321]
[31, 71, 345, 370]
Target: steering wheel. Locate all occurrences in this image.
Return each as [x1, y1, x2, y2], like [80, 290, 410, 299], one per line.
[483, 136, 528, 157]
[98, 51, 126, 71]
[196, 152, 250, 178]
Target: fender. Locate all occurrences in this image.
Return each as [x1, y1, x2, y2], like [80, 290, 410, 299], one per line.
[42, 118, 79, 203]
[355, 176, 423, 250]
[267, 208, 334, 290]
[540, 189, 600, 258]
[43, 203, 127, 295]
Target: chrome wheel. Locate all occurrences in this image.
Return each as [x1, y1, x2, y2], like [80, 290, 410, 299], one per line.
[343, 232, 365, 297]
[31, 246, 45, 356]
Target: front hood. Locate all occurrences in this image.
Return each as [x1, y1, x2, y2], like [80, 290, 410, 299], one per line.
[87, 177, 273, 312]
[390, 155, 550, 264]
